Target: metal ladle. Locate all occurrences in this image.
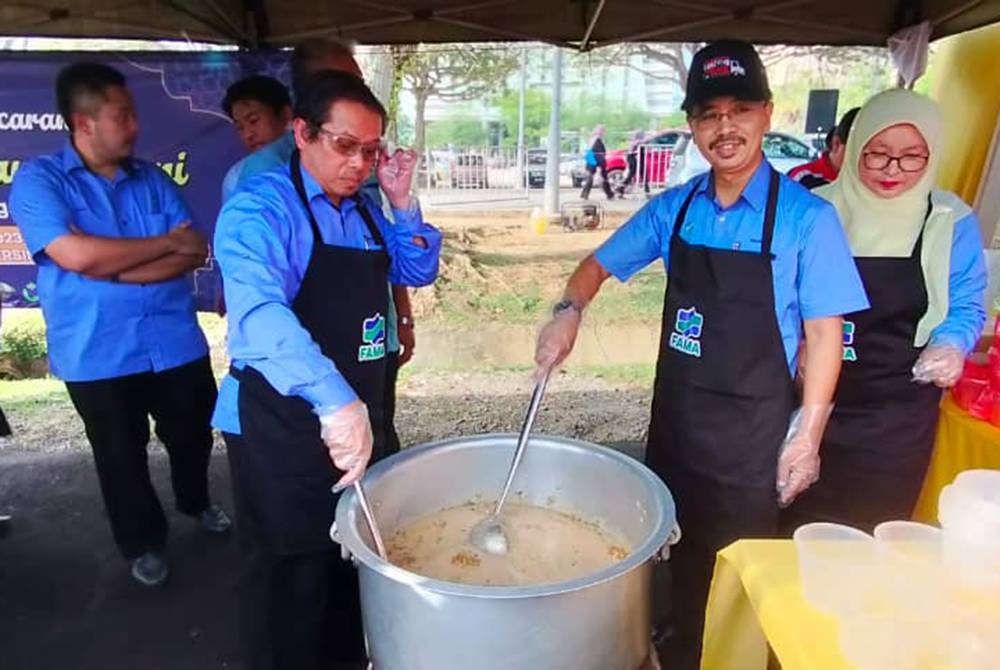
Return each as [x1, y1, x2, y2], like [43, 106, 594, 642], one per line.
[353, 481, 387, 559]
[469, 372, 550, 556]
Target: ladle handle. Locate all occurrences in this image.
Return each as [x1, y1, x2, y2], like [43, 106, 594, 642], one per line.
[353, 480, 388, 560]
[492, 372, 550, 518]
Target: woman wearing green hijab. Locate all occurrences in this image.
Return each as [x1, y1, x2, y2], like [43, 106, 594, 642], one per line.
[781, 89, 988, 531]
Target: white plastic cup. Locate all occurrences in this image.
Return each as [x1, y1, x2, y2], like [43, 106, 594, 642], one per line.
[794, 522, 877, 615]
[873, 520, 944, 611]
[839, 612, 928, 670]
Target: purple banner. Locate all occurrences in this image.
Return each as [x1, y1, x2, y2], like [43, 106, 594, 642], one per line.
[0, 51, 290, 310]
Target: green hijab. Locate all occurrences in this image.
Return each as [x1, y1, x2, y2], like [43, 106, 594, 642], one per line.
[817, 89, 968, 347]
[817, 88, 942, 257]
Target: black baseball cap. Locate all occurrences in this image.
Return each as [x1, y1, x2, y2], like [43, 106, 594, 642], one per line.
[682, 40, 772, 113]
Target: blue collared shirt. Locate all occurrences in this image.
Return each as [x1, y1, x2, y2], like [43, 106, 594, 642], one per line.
[211, 164, 442, 434]
[927, 201, 988, 354]
[9, 142, 208, 382]
[595, 160, 870, 375]
[220, 130, 296, 202]
[222, 130, 402, 352]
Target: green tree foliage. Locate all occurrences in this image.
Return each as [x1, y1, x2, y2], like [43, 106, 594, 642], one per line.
[402, 45, 520, 155]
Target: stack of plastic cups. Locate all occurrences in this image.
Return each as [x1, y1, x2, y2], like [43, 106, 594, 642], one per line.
[937, 469, 1000, 669]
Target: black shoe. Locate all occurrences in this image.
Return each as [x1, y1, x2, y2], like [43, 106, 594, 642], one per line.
[197, 504, 232, 534]
[130, 551, 168, 586]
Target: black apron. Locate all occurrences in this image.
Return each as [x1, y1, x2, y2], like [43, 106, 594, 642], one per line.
[782, 204, 941, 532]
[232, 149, 389, 556]
[647, 169, 793, 669]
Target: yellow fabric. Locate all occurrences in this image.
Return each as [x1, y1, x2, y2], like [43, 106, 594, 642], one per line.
[912, 393, 1000, 523]
[815, 90, 963, 347]
[932, 23, 1000, 205]
[702, 540, 852, 670]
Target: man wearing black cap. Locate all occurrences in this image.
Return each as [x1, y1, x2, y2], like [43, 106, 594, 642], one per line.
[534, 40, 869, 667]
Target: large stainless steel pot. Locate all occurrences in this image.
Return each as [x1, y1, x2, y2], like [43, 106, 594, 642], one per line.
[332, 434, 678, 670]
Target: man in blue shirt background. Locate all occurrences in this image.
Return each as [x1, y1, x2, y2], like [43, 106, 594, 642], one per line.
[10, 63, 231, 588]
[534, 41, 870, 669]
[221, 74, 292, 155]
[214, 70, 440, 669]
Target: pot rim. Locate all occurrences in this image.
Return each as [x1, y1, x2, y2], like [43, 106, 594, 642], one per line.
[333, 433, 676, 599]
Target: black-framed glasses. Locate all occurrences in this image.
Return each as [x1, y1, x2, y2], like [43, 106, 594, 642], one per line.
[862, 151, 929, 173]
[317, 127, 384, 162]
[690, 102, 767, 128]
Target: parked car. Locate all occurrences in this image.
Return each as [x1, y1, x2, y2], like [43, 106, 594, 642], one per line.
[450, 153, 488, 188]
[526, 148, 547, 188]
[569, 157, 588, 188]
[604, 129, 684, 191]
[665, 131, 817, 187]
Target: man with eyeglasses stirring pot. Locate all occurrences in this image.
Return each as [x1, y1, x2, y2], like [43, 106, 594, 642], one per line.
[213, 71, 441, 669]
[533, 41, 869, 669]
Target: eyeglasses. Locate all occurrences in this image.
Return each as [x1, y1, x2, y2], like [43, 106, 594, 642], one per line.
[317, 127, 384, 162]
[862, 151, 928, 173]
[690, 102, 766, 128]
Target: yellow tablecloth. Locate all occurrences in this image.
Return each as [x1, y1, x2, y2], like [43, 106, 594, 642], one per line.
[912, 394, 1000, 523]
[701, 540, 851, 670]
[702, 398, 1000, 670]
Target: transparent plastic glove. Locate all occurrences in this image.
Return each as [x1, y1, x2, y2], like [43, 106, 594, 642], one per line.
[912, 343, 965, 388]
[777, 403, 834, 507]
[534, 308, 582, 380]
[376, 147, 418, 208]
[316, 400, 373, 492]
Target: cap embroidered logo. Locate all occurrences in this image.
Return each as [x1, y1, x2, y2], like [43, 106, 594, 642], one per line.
[703, 56, 747, 80]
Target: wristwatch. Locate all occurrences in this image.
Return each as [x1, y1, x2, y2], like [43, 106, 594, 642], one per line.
[399, 315, 415, 328]
[552, 299, 581, 317]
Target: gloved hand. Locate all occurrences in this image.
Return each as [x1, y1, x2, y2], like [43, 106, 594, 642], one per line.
[376, 146, 418, 209]
[777, 404, 834, 507]
[912, 343, 965, 388]
[316, 400, 373, 492]
[534, 307, 582, 380]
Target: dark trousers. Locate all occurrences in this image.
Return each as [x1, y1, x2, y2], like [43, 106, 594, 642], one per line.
[65, 356, 217, 559]
[580, 162, 614, 199]
[224, 431, 367, 670]
[383, 350, 401, 456]
[622, 150, 650, 194]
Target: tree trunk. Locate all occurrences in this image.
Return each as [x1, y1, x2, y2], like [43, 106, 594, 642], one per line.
[414, 92, 429, 158]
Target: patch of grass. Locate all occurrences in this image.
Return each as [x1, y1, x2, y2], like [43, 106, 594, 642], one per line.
[588, 270, 666, 324]
[467, 251, 523, 268]
[437, 283, 546, 326]
[570, 363, 656, 387]
[0, 377, 72, 424]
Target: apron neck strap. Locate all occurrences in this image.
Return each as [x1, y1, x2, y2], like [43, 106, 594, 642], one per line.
[289, 149, 389, 252]
[670, 167, 780, 258]
[290, 149, 323, 243]
[910, 194, 934, 260]
[759, 167, 780, 258]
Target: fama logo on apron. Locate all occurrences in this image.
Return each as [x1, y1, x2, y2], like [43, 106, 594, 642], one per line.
[358, 313, 386, 362]
[842, 320, 857, 362]
[669, 306, 703, 358]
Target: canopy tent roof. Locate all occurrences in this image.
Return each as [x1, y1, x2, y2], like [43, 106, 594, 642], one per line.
[3, 0, 1000, 50]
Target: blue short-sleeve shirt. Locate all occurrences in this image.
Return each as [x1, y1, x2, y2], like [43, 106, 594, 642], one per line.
[595, 160, 870, 374]
[10, 141, 208, 382]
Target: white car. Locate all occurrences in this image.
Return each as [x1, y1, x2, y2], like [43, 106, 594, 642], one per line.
[665, 131, 817, 187]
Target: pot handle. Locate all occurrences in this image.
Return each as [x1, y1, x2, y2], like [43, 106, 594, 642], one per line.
[329, 521, 354, 562]
[656, 523, 682, 562]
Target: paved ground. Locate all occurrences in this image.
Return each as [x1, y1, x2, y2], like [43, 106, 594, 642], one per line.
[0, 440, 647, 669]
[0, 450, 240, 670]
